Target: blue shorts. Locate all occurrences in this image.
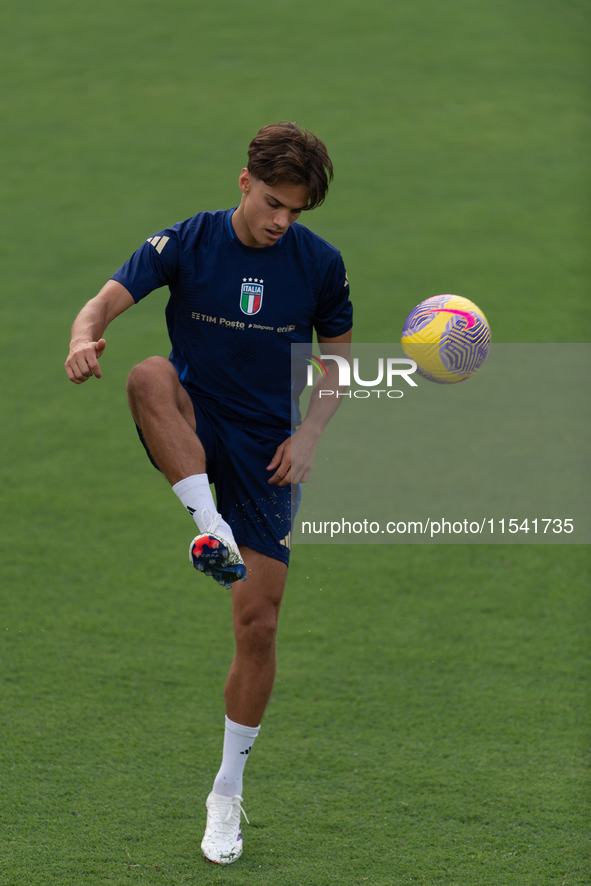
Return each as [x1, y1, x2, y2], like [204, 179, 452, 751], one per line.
[136, 394, 297, 566]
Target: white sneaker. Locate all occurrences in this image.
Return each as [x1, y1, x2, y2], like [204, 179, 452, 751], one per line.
[201, 791, 249, 864]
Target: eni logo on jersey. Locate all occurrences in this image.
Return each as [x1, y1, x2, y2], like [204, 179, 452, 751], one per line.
[240, 278, 264, 315]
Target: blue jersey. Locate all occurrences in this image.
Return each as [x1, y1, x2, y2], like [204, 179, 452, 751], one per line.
[112, 209, 352, 430]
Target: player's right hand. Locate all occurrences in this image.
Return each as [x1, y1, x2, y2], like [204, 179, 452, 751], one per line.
[65, 339, 107, 384]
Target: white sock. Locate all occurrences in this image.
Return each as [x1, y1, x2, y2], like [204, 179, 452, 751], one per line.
[212, 716, 260, 798]
[172, 474, 235, 540]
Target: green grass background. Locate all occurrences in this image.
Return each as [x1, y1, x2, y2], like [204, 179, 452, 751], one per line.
[1, 0, 589, 883]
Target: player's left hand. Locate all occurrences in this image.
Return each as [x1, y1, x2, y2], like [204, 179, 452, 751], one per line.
[266, 427, 319, 486]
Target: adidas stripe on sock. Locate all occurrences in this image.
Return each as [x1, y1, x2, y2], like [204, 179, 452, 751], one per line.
[172, 474, 234, 540]
[212, 716, 260, 798]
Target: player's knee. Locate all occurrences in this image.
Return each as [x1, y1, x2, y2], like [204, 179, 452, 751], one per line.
[127, 357, 174, 403]
[235, 612, 278, 658]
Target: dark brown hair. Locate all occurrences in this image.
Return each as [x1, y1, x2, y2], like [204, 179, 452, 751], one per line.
[247, 121, 334, 211]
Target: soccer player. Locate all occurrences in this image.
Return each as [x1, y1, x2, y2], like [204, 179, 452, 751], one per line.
[64, 121, 352, 865]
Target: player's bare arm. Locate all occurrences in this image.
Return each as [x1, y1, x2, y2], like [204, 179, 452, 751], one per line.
[65, 280, 135, 384]
[267, 329, 352, 487]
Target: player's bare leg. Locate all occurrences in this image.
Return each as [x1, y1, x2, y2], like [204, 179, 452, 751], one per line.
[226, 548, 287, 726]
[127, 356, 246, 585]
[126, 356, 205, 483]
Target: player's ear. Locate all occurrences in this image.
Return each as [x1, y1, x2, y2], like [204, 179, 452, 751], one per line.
[238, 168, 252, 195]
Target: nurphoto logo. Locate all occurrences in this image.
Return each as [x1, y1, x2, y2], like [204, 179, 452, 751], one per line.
[306, 354, 418, 398]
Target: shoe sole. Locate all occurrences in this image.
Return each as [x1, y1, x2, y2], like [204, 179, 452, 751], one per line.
[190, 536, 228, 566]
[190, 536, 247, 587]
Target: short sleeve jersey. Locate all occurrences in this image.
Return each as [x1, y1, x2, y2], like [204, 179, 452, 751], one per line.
[112, 209, 352, 430]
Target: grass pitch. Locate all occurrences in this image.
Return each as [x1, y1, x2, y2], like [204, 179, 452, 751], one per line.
[1, 0, 589, 883]
[1, 541, 589, 884]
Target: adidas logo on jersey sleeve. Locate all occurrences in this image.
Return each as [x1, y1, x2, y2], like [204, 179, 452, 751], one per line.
[147, 235, 170, 254]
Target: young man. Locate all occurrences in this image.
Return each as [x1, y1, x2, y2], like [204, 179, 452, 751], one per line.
[65, 121, 352, 865]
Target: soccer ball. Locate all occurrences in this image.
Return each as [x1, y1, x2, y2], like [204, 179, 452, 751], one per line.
[401, 294, 491, 384]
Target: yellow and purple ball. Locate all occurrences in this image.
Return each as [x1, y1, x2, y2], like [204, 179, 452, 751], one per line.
[401, 294, 491, 384]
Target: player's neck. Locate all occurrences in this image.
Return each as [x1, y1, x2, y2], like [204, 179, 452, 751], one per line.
[231, 205, 265, 249]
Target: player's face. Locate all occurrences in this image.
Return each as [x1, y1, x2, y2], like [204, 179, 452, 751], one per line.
[233, 170, 309, 248]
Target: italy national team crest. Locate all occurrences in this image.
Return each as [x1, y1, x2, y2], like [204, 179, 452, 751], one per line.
[240, 278, 264, 315]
